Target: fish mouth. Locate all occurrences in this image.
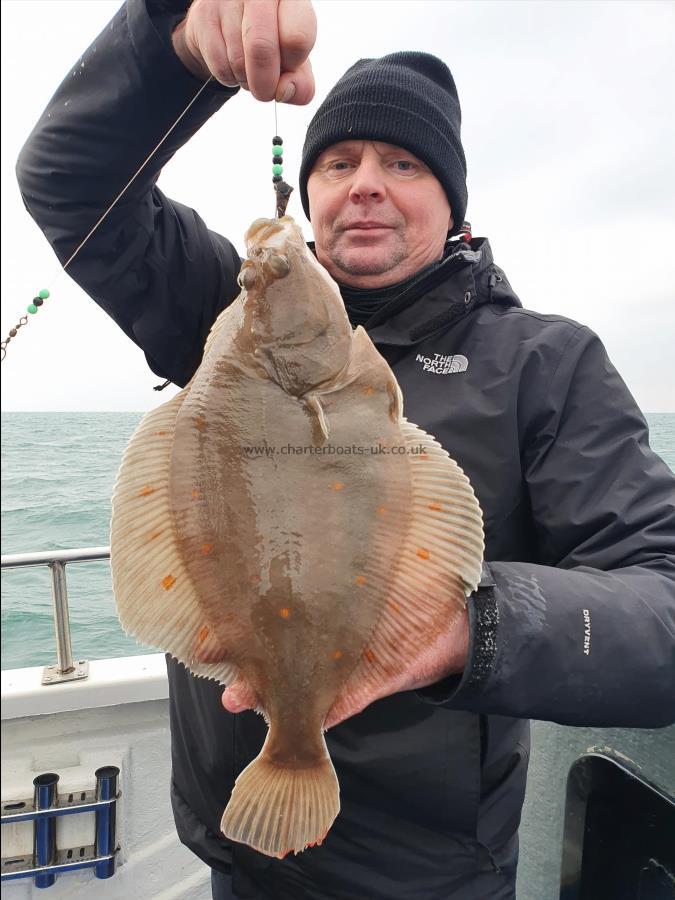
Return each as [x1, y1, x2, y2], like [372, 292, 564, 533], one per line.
[240, 217, 298, 291]
[245, 216, 296, 253]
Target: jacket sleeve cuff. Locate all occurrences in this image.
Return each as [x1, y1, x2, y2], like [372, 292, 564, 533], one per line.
[415, 563, 499, 705]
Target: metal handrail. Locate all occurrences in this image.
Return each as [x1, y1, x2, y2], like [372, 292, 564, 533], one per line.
[1, 546, 110, 683]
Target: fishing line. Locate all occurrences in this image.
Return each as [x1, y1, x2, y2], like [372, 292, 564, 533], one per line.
[2, 76, 216, 362]
[1, 80, 294, 365]
[272, 100, 293, 219]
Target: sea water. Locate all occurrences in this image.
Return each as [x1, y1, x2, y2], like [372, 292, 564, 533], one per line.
[1, 411, 674, 670]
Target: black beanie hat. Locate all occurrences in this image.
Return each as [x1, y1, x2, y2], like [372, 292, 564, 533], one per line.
[299, 52, 467, 236]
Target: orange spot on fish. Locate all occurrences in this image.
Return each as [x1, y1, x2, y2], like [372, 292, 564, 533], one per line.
[155, 430, 168, 436]
[416, 548, 430, 560]
[249, 574, 261, 585]
[198, 626, 209, 642]
[162, 574, 176, 590]
[200, 543, 214, 556]
[388, 600, 401, 614]
[194, 415, 207, 433]
[331, 482, 344, 491]
[332, 649, 343, 660]
[377, 506, 387, 515]
[192, 488, 201, 500]
[355, 575, 367, 586]
[362, 386, 374, 396]
[279, 608, 291, 618]
[138, 486, 156, 497]
[428, 502, 442, 511]
[419, 453, 430, 460]
[148, 529, 162, 541]
[364, 648, 376, 663]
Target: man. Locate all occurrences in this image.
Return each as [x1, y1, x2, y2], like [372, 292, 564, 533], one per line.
[16, 2, 675, 899]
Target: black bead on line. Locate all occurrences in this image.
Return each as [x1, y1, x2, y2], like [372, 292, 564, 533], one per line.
[272, 134, 293, 218]
[272, 136, 284, 179]
[1, 289, 50, 361]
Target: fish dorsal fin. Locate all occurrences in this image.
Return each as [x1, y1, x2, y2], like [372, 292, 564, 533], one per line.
[326, 419, 484, 725]
[202, 294, 242, 362]
[110, 388, 240, 686]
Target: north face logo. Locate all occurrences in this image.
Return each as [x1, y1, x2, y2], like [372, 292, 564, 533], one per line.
[415, 353, 468, 375]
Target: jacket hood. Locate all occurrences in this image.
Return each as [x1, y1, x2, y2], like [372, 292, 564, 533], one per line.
[308, 237, 522, 348]
[361, 237, 522, 347]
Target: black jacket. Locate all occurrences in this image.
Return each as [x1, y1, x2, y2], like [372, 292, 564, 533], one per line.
[16, 2, 675, 898]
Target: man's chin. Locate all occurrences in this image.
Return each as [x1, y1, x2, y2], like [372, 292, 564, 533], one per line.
[331, 249, 405, 279]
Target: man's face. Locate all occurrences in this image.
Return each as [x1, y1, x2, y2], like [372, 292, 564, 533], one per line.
[307, 140, 453, 289]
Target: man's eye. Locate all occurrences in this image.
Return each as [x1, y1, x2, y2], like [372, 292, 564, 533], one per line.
[329, 161, 351, 171]
[393, 160, 415, 171]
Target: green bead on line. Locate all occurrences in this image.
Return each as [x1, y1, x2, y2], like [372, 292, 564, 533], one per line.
[38, 289, 50, 299]
[272, 145, 283, 157]
[27, 304, 38, 314]
[273, 164, 283, 176]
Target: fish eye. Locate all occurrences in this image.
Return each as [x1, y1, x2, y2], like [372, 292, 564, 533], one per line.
[268, 254, 290, 278]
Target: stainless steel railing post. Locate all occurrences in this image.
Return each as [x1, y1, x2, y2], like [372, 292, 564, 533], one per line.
[48, 560, 75, 675]
[2, 547, 110, 684]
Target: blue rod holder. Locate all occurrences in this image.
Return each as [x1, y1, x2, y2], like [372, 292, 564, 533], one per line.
[33, 773, 59, 889]
[2, 769, 120, 885]
[94, 767, 119, 879]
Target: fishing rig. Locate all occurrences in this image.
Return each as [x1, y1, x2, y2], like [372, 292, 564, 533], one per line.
[1, 78, 293, 365]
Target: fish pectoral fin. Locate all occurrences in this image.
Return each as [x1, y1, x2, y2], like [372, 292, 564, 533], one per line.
[387, 377, 404, 422]
[304, 393, 330, 440]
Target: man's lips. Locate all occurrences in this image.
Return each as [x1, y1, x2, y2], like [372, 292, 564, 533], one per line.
[341, 222, 395, 232]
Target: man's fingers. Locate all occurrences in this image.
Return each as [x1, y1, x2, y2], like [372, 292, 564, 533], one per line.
[242, 0, 281, 101]
[219, 0, 248, 87]
[278, 0, 317, 73]
[222, 679, 258, 714]
[276, 57, 315, 105]
[181, 0, 316, 102]
[193, 12, 238, 87]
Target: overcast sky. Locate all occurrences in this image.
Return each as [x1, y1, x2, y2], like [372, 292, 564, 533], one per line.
[1, 0, 674, 412]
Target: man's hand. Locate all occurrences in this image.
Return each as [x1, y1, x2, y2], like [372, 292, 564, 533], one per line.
[221, 606, 469, 729]
[172, 0, 316, 105]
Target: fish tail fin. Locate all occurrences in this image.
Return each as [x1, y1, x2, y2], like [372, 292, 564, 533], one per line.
[220, 731, 339, 858]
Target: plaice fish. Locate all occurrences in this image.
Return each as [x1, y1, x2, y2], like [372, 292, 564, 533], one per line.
[110, 215, 484, 859]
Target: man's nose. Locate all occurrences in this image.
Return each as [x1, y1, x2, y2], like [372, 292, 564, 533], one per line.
[348, 157, 386, 203]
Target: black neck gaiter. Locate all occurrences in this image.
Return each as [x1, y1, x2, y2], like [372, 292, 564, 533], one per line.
[335, 240, 463, 328]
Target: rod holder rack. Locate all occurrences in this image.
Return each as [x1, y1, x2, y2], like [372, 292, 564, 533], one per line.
[1, 766, 120, 886]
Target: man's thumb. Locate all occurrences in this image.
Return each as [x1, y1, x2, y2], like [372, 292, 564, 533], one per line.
[276, 60, 315, 106]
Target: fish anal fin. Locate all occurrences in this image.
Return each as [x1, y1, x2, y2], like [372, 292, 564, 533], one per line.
[326, 418, 484, 727]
